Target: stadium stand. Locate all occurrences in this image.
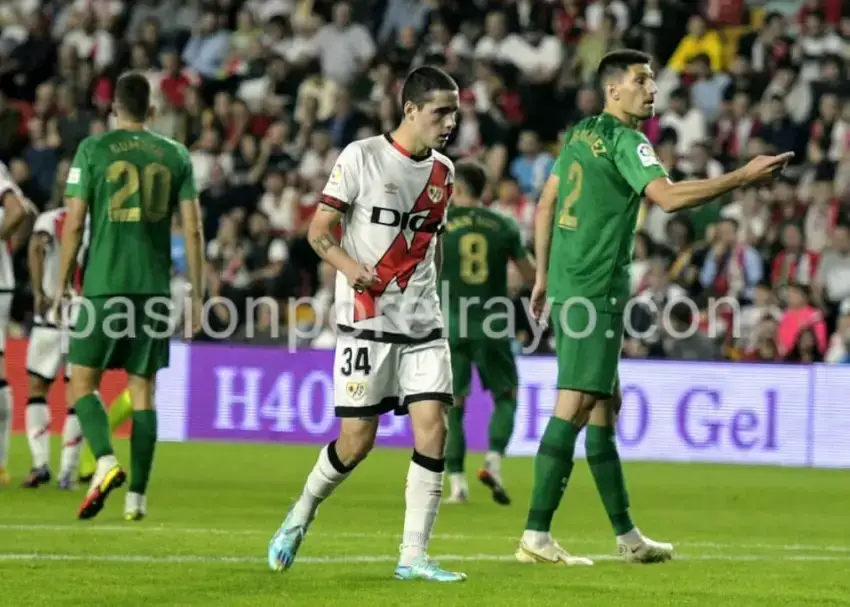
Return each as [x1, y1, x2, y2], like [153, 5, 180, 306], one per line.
[0, 0, 849, 363]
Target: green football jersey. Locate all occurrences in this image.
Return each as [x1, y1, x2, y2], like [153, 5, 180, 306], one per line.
[549, 112, 667, 310]
[441, 206, 527, 340]
[65, 129, 197, 297]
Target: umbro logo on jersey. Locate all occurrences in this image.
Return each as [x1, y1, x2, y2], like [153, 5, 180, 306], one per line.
[384, 183, 398, 194]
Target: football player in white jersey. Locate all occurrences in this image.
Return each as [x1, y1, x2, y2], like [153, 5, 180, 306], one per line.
[0, 163, 37, 485]
[268, 66, 465, 582]
[20, 207, 89, 489]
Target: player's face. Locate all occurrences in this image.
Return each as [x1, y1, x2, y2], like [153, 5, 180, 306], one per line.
[617, 64, 657, 120]
[410, 89, 459, 150]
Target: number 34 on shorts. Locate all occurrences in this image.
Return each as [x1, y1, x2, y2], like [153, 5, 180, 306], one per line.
[332, 335, 453, 418]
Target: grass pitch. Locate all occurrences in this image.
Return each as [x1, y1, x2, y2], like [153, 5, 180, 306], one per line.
[2, 437, 849, 606]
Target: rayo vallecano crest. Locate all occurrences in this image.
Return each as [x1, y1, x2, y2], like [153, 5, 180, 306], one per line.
[427, 185, 444, 203]
[346, 381, 366, 402]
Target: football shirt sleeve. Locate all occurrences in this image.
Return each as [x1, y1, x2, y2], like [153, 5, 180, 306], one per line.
[613, 130, 668, 197]
[65, 138, 93, 203]
[507, 218, 527, 259]
[32, 212, 53, 236]
[321, 143, 361, 212]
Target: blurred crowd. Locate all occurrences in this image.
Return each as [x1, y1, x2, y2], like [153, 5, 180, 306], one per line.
[1, 0, 850, 363]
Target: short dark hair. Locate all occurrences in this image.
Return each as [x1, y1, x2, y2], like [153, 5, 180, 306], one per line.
[454, 161, 488, 199]
[596, 49, 652, 86]
[400, 65, 458, 107]
[114, 71, 151, 122]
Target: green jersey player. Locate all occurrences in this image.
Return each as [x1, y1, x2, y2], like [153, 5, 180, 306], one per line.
[441, 162, 536, 506]
[515, 50, 793, 566]
[54, 72, 205, 521]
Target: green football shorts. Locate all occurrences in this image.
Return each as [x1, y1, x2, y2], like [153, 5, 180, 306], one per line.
[450, 337, 518, 397]
[551, 301, 623, 398]
[68, 296, 171, 378]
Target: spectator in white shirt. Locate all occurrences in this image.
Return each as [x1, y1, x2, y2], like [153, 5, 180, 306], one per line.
[585, 0, 630, 36]
[298, 129, 339, 183]
[474, 11, 543, 76]
[659, 87, 707, 157]
[313, 2, 376, 86]
[258, 169, 296, 234]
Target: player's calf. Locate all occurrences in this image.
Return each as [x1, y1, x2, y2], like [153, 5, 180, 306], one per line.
[444, 399, 468, 503]
[0, 368, 15, 483]
[58, 382, 83, 489]
[399, 401, 448, 569]
[22, 377, 52, 487]
[270, 418, 376, 572]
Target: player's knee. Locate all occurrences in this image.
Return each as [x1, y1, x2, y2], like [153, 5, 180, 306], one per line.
[27, 374, 50, 398]
[494, 390, 517, 405]
[336, 418, 378, 466]
[409, 402, 448, 458]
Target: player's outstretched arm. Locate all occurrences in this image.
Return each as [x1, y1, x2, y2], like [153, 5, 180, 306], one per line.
[645, 152, 794, 213]
[0, 190, 36, 240]
[532, 174, 559, 285]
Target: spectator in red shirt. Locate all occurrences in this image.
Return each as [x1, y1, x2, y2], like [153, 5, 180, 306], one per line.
[771, 223, 821, 291]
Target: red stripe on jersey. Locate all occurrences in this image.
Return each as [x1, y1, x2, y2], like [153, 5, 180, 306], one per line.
[320, 194, 351, 212]
[354, 160, 451, 321]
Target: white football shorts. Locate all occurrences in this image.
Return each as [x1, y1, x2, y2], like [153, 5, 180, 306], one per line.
[333, 334, 453, 417]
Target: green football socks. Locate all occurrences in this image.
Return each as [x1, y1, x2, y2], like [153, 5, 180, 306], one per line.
[445, 406, 466, 474]
[586, 425, 634, 535]
[79, 389, 134, 478]
[488, 394, 517, 454]
[525, 417, 580, 532]
[74, 393, 114, 459]
[130, 410, 158, 494]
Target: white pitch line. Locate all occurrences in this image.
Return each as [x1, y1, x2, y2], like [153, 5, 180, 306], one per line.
[2, 523, 850, 554]
[2, 553, 850, 565]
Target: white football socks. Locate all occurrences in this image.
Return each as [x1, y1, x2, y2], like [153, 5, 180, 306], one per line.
[400, 452, 444, 566]
[291, 441, 353, 526]
[448, 472, 467, 495]
[484, 451, 502, 481]
[60, 411, 83, 477]
[0, 382, 11, 468]
[25, 397, 51, 469]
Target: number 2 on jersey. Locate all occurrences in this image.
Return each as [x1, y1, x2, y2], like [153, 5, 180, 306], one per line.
[459, 233, 488, 284]
[558, 161, 583, 230]
[107, 161, 171, 222]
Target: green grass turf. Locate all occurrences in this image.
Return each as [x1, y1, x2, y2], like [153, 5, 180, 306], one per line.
[2, 436, 850, 606]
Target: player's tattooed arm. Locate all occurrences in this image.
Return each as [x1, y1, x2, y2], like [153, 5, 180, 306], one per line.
[308, 205, 351, 266]
[533, 174, 559, 284]
[434, 233, 443, 275]
[310, 233, 338, 256]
